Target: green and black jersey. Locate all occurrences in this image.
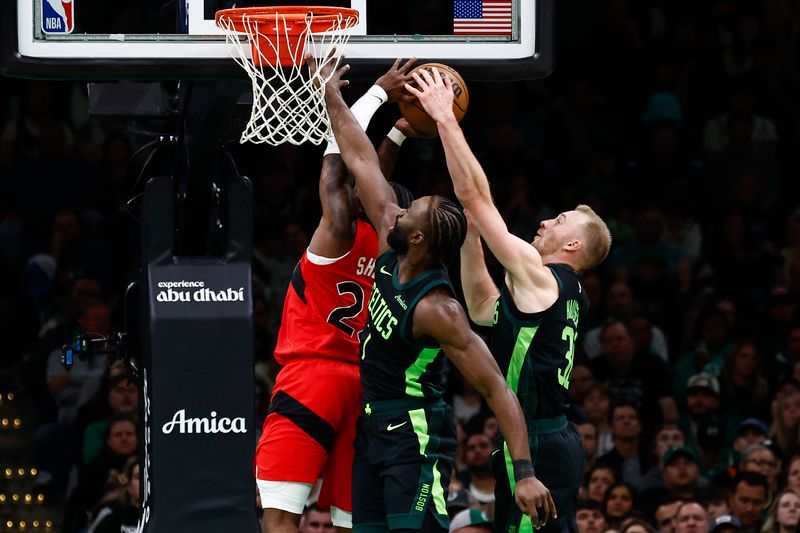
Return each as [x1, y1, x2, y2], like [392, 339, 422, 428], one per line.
[491, 263, 588, 420]
[360, 251, 453, 403]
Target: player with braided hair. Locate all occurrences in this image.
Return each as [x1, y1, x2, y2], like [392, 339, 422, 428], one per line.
[312, 53, 554, 533]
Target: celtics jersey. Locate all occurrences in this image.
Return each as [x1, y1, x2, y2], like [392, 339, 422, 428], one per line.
[491, 263, 588, 420]
[360, 251, 453, 403]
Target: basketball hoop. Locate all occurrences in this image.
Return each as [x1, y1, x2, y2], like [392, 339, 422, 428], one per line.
[216, 6, 359, 146]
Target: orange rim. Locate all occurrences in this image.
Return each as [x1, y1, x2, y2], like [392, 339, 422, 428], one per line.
[216, 6, 359, 35]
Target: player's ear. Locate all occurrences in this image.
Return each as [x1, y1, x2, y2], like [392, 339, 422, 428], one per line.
[410, 230, 425, 246]
[564, 239, 582, 252]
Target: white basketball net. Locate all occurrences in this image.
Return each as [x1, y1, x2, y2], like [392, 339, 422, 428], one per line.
[217, 11, 358, 145]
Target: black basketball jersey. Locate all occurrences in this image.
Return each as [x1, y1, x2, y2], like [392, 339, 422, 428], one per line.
[360, 251, 453, 403]
[490, 263, 588, 421]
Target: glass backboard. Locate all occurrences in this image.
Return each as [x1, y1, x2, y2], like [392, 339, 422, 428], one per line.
[2, 0, 553, 80]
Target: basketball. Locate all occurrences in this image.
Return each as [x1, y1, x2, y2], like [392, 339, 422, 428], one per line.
[400, 63, 470, 136]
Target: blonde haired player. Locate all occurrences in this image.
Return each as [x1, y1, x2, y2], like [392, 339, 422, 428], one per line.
[406, 68, 612, 533]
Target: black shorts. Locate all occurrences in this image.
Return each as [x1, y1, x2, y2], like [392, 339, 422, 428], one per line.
[353, 398, 456, 533]
[493, 417, 585, 533]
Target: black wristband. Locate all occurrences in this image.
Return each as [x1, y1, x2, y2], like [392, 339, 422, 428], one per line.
[513, 460, 535, 482]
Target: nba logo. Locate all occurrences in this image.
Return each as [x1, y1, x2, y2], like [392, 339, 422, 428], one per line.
[41, 0, 74, 34]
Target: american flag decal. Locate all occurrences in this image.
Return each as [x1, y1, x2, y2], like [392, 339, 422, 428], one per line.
[454, 0, 513, 35]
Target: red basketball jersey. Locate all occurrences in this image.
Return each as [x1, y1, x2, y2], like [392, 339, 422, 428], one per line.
[274, 219, 378, 365]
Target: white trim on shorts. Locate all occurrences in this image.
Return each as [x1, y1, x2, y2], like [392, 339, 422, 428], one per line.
[330, 506, 352, 529]
[257, 480, 313, 514]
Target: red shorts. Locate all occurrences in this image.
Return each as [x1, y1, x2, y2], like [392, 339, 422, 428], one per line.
[255, 358, 361, 512]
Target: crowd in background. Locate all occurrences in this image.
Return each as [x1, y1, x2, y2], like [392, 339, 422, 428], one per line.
[3, 0, 800, 532]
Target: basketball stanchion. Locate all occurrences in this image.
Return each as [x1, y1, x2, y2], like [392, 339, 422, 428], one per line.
[215, 6, 359, 146]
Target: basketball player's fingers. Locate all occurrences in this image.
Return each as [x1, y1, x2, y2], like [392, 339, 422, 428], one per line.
[430, 66, 443, 84]
[323, 47, 338, 64]
[528, 507, 539, 529]
[537, 498, 551, 527]
[547, 493, 558, 520]
[410, 72, 429, 91]
[418, 68, 436, 87]
[304, 53, 318, 75]
[404, 82, 423, 98]
[441, 74, 454, 94]
[397, 57, 417, 73]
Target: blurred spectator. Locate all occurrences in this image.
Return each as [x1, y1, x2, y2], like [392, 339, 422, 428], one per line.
[590, 320, 677, 435]
[727, 472, 769, 531]
[641, 423, 687, 492]
[654, 496, 684, 533]
[596, 401, 649, 487]
[677, 373, 727, 459]
[676, 309, 734, 396]
[710, 515, 741, 533]
[63, 414, 138, 533]
[45, 299, 111, 423]
[767, 383, 800, 456]
[582, 383, 613, 457]
[607, 206, 692, 297]
[622, 517, 657, 533]
[738, 444, 781, 494]
[698, 485, 731, 521]
[768, 325, 800, 387]
[456, 432, 495, 506]
[783, 454, 800, 492]
[577, 498, 608, 533]
[715, 418, 771, 486]
[81, 371, 138, 465]
[602, 482, 638, 530]
[85, 457, 139, 533]
[586, 464, 617, 504]
[760, 488, 800, 533]
[583, 281, 670, 362]
[715, 340, 771, 424]
[578, 420, 600, 469]
[639, 446, 707, 522]
[298, 504, 335, 533]
[674, 501, 710, 533]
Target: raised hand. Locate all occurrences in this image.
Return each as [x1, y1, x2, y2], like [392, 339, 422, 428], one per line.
[375, 58, 417, 102]
[404, 67, 456, 125]
[514, 477, 558, 530]
[304, 50, 350, 92]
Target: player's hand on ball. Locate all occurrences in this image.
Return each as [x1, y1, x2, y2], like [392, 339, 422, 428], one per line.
[376, 58, 417, 102]
[394, 118, 435, 139]
[515, 477, 557, 529]
[405, 67, 456, 124]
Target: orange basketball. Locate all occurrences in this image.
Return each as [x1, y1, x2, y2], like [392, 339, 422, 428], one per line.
[399, 63, 469, 136]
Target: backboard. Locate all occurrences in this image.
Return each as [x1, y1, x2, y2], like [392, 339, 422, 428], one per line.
[2, 0, 554, 80]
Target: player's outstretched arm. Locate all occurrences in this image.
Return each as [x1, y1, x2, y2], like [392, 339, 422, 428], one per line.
[405, 69, 549, 285]
[310, 54, 398, 249]
[460, 217, 499, 325]
[412, 290, 557, 528]
[308, 154, 355, 258]
[310, 59, 417, 257]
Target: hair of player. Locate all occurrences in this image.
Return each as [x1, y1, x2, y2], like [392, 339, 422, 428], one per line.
[428, 196, 467, 266]
[390, 182, 414, 210]
[575, 204, 612, 270]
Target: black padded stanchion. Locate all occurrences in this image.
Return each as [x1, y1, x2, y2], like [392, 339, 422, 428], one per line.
[139, 174, 257, 532]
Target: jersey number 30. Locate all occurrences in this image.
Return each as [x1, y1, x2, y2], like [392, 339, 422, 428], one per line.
[327, 281, 365, 336]
[557, 326, 576, 389]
